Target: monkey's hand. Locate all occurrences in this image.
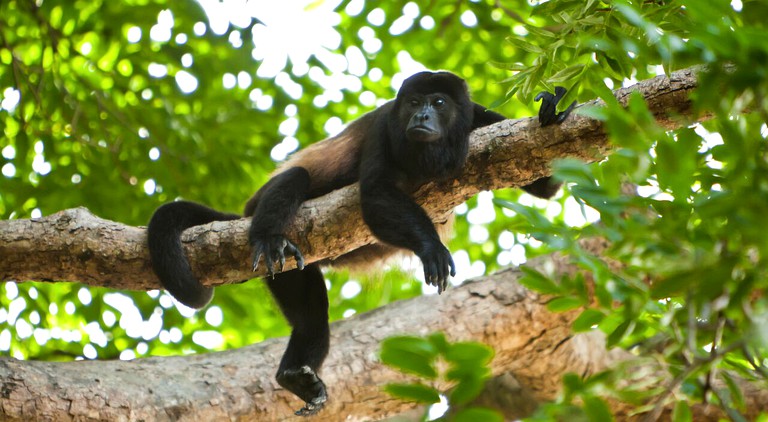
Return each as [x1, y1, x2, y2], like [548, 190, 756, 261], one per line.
[417, 243, 456, 294]
[250, 233, 305, 278]
[535, 86, 576, 127]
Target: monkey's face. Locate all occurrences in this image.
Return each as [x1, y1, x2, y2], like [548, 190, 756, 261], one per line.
[402, 93, 457, 143]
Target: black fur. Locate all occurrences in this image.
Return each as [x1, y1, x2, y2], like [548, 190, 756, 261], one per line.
[146, 70, 574, 415]
[147, 201, 239, 308]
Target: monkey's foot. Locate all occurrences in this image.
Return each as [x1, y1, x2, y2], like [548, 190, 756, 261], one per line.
[277, 365, 328, 416]
[535, 86, 576, 127]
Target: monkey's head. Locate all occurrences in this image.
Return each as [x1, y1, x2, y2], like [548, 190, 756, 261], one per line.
[395, 71, 472, 144]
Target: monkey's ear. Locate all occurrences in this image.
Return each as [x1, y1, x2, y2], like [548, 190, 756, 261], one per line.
[535, 87, 576, 127]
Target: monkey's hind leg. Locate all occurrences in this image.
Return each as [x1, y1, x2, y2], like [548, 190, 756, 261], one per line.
[267, 264, 330, 416]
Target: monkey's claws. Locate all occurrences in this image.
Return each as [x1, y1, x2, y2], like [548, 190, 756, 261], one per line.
[250, 234, 305, 277]
[535, 86, 576, 127]
[418, 244, 456, 295]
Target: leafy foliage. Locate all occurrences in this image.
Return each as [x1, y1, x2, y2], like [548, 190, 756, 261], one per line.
[494, 0, 768, 419]
[380, 333, 501, 420]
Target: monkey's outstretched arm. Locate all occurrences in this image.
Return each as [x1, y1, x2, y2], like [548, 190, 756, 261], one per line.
[246, 167, 309, 277]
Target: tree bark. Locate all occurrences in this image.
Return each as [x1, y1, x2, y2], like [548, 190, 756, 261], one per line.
[2, 250, 765, 421]
[1, 66, 708, 290]
[1, 267, 568, 421]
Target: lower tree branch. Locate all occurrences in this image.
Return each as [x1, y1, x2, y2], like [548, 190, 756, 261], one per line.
[2, 253, 765, 420]
[0, 265, 577, 421]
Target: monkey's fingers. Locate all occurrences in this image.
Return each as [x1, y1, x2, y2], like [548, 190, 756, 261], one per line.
[251, 244, 265, 272]
[276, 248, 286, 274]
[439, 254, 455, 294]
[263, 249, 276, 279]
[283, 241, 305, 270]
[423, 267, 434, 287]
[437, 271, 448, 294]
[536, 86, 576, 127]
[535, 91, 556, 125]
[277, 365, 327, 417]
[436, 270, 445, 294]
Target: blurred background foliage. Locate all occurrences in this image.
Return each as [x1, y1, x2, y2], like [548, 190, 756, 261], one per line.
[1, 0, 767, 419]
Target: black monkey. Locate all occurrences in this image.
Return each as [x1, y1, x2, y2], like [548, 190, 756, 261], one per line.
[147, 71, 574, 415]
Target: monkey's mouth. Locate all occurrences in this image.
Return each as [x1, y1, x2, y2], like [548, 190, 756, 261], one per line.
[407, 126, 439, 142]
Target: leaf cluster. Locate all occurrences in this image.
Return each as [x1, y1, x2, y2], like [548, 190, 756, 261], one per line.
[380, 333, 502, 422]
[495, 0, 768, 419]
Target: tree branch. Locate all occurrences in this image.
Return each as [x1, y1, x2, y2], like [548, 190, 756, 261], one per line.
[2, 245, 765, 420]
[3, 268, 566, 421]
[0, 66, 709, 290]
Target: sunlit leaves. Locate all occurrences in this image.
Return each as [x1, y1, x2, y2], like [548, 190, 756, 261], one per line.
[502, 0, 692, 105]
[380, 333, 500, 418]
[384, 383, 440, 404]
[494, 2, 768, 419]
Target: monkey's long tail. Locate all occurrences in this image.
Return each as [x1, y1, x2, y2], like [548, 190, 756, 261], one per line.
[147, 201, 240, 308]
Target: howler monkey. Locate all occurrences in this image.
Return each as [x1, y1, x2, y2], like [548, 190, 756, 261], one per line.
[147, 71, 574, 416]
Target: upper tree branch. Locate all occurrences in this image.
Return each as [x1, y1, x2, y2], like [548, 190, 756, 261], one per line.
[0, 66, 708, 290]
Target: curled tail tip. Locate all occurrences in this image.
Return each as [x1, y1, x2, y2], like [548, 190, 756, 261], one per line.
[147, 200, 234, 311]
[168, 286, 214, 309]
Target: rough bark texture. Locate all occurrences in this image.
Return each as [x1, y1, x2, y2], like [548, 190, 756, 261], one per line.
[2, 268, 569, 421]
[2, 254, 765, 421]
[0, 66, 708, 290]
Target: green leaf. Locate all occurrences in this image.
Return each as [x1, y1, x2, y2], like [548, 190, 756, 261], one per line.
[427, 332, 449, 354]
[505, 36, 544, 54]
[720, 371, 746, 411]
[453, 407, 504, 422]
[524, 25, 556, 39]
[381, 336, 438, 358]
[650, 271, 695, 299]
[572, 309, 605, 332]
[606, 319, 634, 347]
[557, 79, 581, 113]
[563, 373, 585, 395]
[584, 396, 614, 422]
[672, 400, 693, 422]
[552, 159, 598, 186]
[380, 336, 438, 379]
[548, 64, 585, 83]
[449, 376, 486, 405]
[518, 267, 561, 295]
[384, 383, 440, 404]
[445, 342, 494, 365]
[547, 296, 584, 312]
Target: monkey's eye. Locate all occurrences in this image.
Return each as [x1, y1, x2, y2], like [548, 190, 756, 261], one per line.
[433, 97, 446, 108]
[409, 98, 420, 107]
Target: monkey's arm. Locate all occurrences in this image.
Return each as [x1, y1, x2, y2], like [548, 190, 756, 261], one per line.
[359, 139, 454, 293]
[246, 167, 310, 277]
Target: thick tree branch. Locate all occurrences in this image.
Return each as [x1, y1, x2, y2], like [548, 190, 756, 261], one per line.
[3, 266, 599, 421]
[0, 66, 709, 289]
[2, 251, 765, 421]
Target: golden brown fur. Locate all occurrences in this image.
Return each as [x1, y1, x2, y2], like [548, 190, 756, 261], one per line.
[272, 107, 384, 196]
